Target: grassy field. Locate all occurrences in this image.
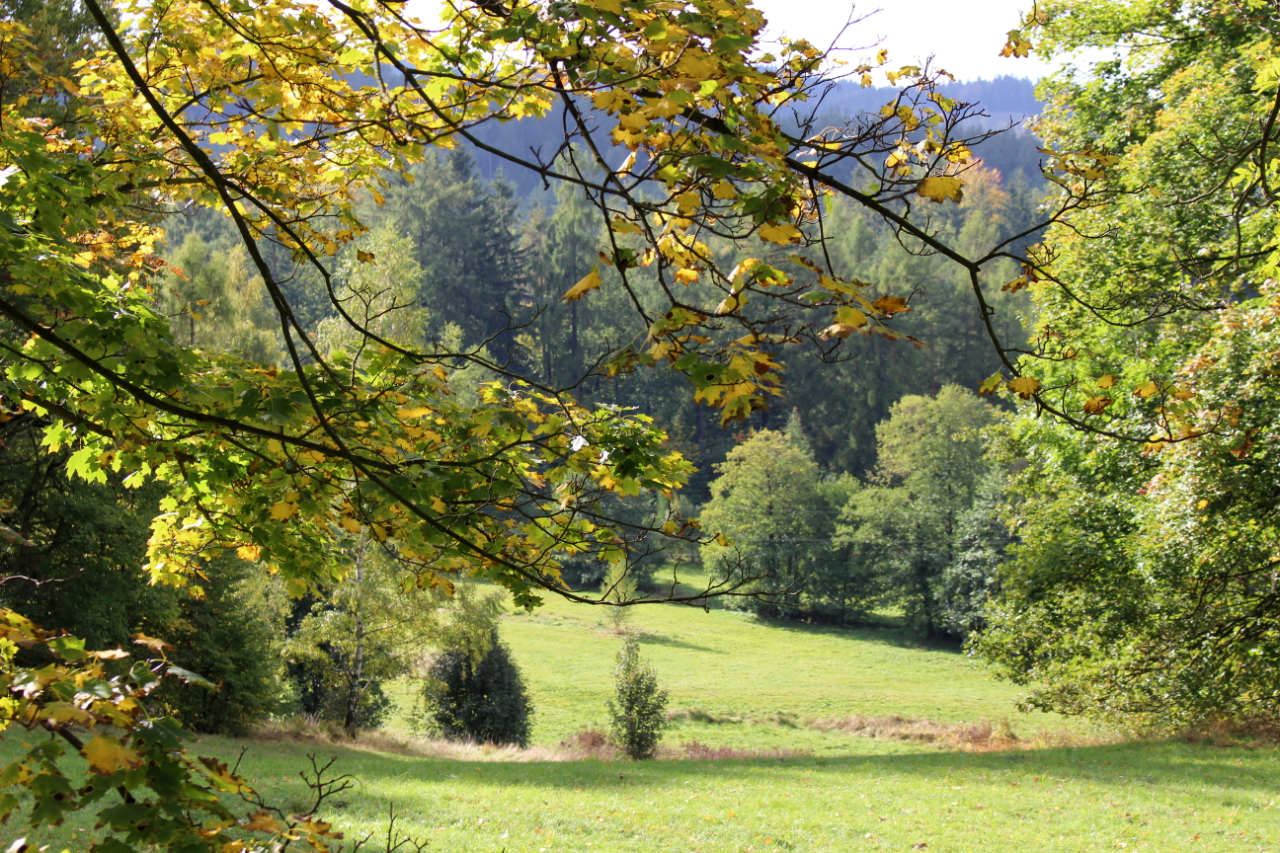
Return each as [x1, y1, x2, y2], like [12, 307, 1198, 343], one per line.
[4, 570, 1279, 852]
[385, 569, 1083, 752]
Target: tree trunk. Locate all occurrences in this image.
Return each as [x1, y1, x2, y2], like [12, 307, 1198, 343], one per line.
[343, 553, 367, 737]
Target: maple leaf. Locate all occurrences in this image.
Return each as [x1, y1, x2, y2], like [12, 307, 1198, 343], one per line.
[132, 633, 172, 652]
[978, 372, 1004, 396]
[1096, 374, 1118, 389]
[873, 295, 910, 316]
[758, 223, 802, 245]
[1083, 396, 1113, 415]
[269, 501, 298, 521]
[243, 812, 284, 833]
[1000, 29, 1032, 58]
[1008, 376, 1041, 399]
[820, 323, 860, 340]
[916, 175, 964, 204]
[562, 268, 602, 302]
[712, 181, 737, 200]
[82, 735, 142, 775]
[609, 216, 643, 235]
[1133, 381, 1160, 399]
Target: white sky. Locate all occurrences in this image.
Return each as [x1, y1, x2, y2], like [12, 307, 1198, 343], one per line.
[750, 0, 1050, 82]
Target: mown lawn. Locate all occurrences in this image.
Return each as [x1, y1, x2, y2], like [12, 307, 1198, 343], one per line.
[129, 734, 1280, 852]
[4, 570, 1278, 852]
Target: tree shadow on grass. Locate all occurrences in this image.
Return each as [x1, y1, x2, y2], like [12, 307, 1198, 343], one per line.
[328, 738, 1280, 800]
[633, 632, 723, 654]
[748, 615, 964, 654]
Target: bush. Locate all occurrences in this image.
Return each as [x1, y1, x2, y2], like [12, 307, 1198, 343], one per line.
[426, 629, 532, 747]
[608, 634, 668, 759]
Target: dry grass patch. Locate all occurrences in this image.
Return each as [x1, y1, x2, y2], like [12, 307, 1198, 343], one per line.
[808, 714, 1114, 751]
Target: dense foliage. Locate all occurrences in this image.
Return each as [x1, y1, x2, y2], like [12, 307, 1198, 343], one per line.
[972, 0, 1280, 727]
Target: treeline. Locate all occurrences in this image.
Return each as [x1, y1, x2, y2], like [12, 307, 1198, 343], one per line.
[703, 388, 1006, 640]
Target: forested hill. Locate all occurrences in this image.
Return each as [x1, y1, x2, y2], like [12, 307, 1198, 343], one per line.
[468, 76, 1045, 200]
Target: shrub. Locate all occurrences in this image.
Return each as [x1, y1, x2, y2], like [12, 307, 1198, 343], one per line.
[151, 559, 286, 735]
[608, 634, 668, 759]
[426, 629, 532, 747]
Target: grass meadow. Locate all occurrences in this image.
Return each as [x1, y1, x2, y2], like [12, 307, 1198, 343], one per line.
[5, 569, 1279, 852]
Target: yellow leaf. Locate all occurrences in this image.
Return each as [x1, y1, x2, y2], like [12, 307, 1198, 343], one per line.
[1197, 499, 1209, 510]
[339, 517, 361, 534]
[431, 496, 447, 514]
[1083, 396, 1113, 415]
[712, 181, 737, 200]
[243, 812, 284, 834]
[1008, 376, 1041, 399]
[1097, 374, 1118, 389]
[917, 175, 964, 204]
[758, 222, 802, 245]
[396, 407, 433, 419]
[131, 633, 172, 652]
[835, 307, 867, 328]
[269, 501, 298, 521]
[83, 736, 142, 775]
[562, 268, 602, 302]
[674, 268, 699, 285]
[610, 216, 643, 235]
[236, 545, 262, 562]
[357, 250, 375, 263]
[820, 323, 860, 340]
[1133, 381, 1159, 399]
[872, 295, 910, 316]
[876, 48, 889, 64]
[618, 111, 648, 131]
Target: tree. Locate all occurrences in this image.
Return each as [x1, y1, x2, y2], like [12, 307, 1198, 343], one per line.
[285, 536, 441, 736]
[700, 420, 828, 617]
[608, 633, 668, 760]
[838, 386, 997, 638]
[0, 0, 1092, 621]
[422, 590, 532, 747]
[370, 150, 524, 351]
[971, 0, 1280, 726]
[426, 632, 533, 747]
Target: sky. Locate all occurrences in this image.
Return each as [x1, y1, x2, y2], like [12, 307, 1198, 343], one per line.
[750, 0, 1049, 82]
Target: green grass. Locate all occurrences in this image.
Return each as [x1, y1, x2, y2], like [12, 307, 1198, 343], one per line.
[387, 568, 1084, 750]
[113, 735, 1280, 852]
[5, 568, 1279, 852]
